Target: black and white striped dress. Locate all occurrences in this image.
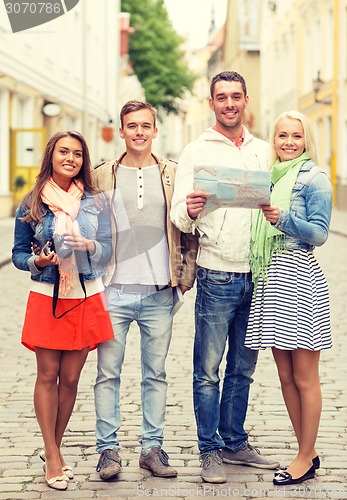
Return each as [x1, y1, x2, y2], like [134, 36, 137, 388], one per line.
[245, 249, 332, 351]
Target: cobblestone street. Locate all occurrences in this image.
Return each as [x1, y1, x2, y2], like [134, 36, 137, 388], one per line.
[0, 221, 346, 499]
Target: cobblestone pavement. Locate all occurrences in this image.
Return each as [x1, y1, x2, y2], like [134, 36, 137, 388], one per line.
[0, 228, 346, 499]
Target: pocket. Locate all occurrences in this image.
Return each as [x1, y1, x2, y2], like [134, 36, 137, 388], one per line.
[205, 270, 233, 285]
[84, 205, 102, 215]
[81, 205, 102, 233]
[291, 183, 304, 202]
[148, 288, 173, 306]
[104, 286, 122, 308]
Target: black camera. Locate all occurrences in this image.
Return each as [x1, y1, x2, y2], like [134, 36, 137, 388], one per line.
[43, 241, 54, 256]
[53, 233, 73, 259]
[43, 234, 73, 259]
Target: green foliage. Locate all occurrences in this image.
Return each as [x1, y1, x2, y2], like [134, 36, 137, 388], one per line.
[121, 0, 196, 114]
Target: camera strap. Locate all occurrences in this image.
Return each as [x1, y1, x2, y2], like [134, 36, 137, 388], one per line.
[52, 251, 90, 319]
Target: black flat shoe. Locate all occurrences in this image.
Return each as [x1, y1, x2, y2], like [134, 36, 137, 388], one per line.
[274, 465, 286, 476]
[275, 455, 320, 476]
[312, 455, 320, 470]
[273, 465, 315, 486]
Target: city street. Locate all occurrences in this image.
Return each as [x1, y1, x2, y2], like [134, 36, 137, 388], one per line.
[0, 229, 346, 499]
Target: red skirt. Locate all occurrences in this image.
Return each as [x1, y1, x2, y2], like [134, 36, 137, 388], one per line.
[21, 291, 114, 352]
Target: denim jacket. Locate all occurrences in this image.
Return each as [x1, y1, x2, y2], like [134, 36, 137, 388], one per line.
[12, 190, 112, 284]
[274, 160, 333, 250]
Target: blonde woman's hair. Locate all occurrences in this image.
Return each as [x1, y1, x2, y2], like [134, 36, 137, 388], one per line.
[269, 110, 318, 165]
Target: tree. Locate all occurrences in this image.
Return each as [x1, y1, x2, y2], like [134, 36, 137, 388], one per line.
[121, 0, 196, 114]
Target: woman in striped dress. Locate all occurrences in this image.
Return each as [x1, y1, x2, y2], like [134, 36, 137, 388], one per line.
[245, 111, 333, 486]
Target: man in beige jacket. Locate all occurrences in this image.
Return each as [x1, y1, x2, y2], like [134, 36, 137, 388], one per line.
[92, 100, 198, 481]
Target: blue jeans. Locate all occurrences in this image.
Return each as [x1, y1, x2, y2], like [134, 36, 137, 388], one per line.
[94, 286, 173, 453]
[193, 267, 258, 454]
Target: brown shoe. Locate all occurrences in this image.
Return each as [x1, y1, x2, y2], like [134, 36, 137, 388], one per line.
[96, 449, 122, 480]
[139, 447, 178, 477]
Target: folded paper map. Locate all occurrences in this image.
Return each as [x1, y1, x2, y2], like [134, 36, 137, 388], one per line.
[172, 286, 184, 316]
[194, 165, 271, 215]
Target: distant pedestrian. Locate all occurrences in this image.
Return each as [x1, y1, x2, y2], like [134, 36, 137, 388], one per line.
[12, 131, 114, 491]
[245, 110, 333, 485]
[170, 71, 280, 484]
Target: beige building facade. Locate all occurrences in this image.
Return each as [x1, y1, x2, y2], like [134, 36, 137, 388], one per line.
[258, 0, 343, 207]
[219, 0, 345, 207]
[336, 0, 347, 208]
[223, 0, 262, 138]
[0, 0, 119, 216]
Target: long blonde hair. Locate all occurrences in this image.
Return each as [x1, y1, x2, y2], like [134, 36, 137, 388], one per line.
[269, 110, 319, 166]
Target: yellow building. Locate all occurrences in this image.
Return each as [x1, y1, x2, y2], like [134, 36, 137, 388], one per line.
[297, 0, 335, 197]
[255, 0, 340, 205]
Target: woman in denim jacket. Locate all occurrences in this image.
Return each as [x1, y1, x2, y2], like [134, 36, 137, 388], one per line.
[12, 131, 113, 491]
[245, 111, 333, 486]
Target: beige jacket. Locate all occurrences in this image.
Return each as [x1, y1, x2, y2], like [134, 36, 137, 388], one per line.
[92, 153, 199, 288]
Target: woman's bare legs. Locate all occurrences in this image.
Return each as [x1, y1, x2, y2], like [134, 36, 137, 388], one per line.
[272, 348, 302, 442]
[288, 349, 321, 477]
[34, 347, 89, 479]
[34, 348, 63, 480]
[272, 347, 321, 478]
[55, 348, 89, 466]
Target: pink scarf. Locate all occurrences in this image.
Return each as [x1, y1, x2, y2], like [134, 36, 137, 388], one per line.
[41, 178, 84, 295]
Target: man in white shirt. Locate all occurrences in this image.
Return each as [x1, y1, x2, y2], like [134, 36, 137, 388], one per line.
[170, 71, 280, 483]
[92, 100, 198, 480]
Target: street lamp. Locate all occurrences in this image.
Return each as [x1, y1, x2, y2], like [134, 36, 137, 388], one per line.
[313, 71, 331, 105]
[42, 102, 61, 117]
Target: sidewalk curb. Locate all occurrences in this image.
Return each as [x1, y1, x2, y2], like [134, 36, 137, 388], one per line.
[0, 257, 11, 269]
[330, 228, 347, 238]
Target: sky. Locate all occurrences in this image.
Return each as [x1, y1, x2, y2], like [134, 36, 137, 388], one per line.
[164, 0, 228, 49]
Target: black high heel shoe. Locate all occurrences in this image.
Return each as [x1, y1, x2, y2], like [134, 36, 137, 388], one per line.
[273, 465, 315, 486]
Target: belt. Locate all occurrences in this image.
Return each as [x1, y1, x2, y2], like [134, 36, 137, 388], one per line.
[109, 283, 170, 294]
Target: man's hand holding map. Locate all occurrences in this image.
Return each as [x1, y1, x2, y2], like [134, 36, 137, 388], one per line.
[193, 165, 271, 216]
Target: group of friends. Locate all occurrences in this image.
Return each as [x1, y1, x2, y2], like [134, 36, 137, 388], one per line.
[12, 71, 333, 491]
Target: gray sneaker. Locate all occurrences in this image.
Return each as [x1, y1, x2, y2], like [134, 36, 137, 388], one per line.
[96, 449, 122, 480]
[200, 451, 227, 483]
[139, 447, 178, 477]
[222, 443, 280, 469]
